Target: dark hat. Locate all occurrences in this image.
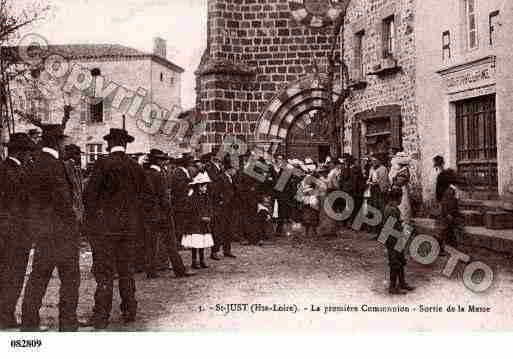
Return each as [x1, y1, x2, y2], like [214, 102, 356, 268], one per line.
[7, 133, 37, 151]
[210, 151, 222, 163]
[433, 155, 445, 165]
[64, 144, 82, 156]
[148, 148, 170, 161]
[175, 152, 193, 167]
[103, 128, 134, 143]
[200, 152, 212, 164]
[40, 124, 67, 141]
[317, 164, 331, 174]
[28, 128, 41, 136]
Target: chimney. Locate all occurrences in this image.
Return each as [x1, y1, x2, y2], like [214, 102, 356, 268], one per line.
[153, 37, 167, 59]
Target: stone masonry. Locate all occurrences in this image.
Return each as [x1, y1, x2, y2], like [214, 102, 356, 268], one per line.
[196, 0, 341, 151]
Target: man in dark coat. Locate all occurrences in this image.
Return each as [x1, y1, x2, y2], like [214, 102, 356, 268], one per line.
[204, 152, 224, 260]
[234, 155, 260, 245]
[213, 159, 238, 258]
[170, 152, 194, 247]
[345, 154, 365, 224]
[83, 127, 152, 329]
[144, 149, 194, 278]
[63, 144, 85, 227]
[0, 133, 36, 329]
[21, 125, 81, 331]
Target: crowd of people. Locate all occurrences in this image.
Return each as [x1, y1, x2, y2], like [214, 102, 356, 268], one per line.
[0, 113, 466, 330]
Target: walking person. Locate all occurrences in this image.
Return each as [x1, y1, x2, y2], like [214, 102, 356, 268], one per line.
[0, 133, 37, 329]
[181, 172, 215, 269]
[21, 124, 81, 332]
[383, 187, 415, 295]
[83, 125, 153, 329]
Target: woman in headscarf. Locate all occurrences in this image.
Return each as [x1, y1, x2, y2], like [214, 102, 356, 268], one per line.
[367, 154, 390, 215]
[389, 152, 413, 224]
[295, 161, 321, 237]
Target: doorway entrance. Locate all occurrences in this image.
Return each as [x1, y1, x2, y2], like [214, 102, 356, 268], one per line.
[285, 110, 330, 162]
[455, 94, 498, 197]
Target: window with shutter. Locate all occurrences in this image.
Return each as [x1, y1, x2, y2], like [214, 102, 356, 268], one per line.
[90, 100, 104, 123]
[465, 0, 478, 50]
[352, 119, 361, 162]
[103, 98, 111, 122]
[80, 99, 88, 124]
[390, 114, 402, 151]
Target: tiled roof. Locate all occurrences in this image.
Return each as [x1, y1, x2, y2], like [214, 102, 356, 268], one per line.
[46, 44, 147, 59]
[4, 43, 185, 73]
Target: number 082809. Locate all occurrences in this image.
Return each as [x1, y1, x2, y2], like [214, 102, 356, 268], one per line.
[10, 339, 42, 349]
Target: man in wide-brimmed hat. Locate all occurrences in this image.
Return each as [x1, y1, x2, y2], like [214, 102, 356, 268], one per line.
[213, 157, 238, 258]
[204, 152, 225, 260]
[82, 125, 152, 329]
[170, 152, 195, 250]
[143, 149, 194, 279]
[21, 123, 82, 331]
[0, 133, 36, 329]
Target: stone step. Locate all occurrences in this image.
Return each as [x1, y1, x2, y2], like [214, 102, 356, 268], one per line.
[484, 211, 513, 230]
[460, 199, 513, 214]
[412, 218, 513, 254]
[461, 210, 484, 227]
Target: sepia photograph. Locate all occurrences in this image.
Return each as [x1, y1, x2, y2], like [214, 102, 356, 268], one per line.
[1, 0, 513, 354]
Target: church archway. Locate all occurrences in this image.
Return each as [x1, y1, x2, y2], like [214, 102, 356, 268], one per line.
[255, 74, 341, 157]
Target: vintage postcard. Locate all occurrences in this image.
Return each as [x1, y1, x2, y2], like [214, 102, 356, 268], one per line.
[1, 1, 513, 351]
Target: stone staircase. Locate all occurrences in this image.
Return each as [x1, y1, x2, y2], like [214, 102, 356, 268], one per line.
[413, 199, 513, 254]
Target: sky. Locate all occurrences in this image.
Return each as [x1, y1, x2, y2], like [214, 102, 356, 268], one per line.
[27, 0, 208, 109]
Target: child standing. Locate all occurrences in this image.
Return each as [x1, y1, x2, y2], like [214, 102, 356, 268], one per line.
[255, 194, 273, 245]
[383, 187, 415, 295]
[181, 172, 214, 269]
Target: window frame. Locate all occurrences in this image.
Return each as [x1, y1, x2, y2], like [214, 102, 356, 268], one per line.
[354, 30, 365, 79]
[442, 30, 451, 60]
[382, 15, 396, 58]
[465, 0, 479, 50]
[489, 10, 499, 46]
[87, 143, 103, 164]
[89, 99, 104, 124]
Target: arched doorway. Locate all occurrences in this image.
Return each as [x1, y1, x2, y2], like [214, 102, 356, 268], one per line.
[255, 74, 341, 159]
[278, 109, 331, 162]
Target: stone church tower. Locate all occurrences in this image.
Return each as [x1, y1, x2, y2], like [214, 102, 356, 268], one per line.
[196, 0, 345, 160]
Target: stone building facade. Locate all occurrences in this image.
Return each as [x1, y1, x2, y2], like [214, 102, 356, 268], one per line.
[342, 0, 418, 160]
[196, 0, 345, 161]
[11, 39, 184, 167]
[416, 0, 513, 201]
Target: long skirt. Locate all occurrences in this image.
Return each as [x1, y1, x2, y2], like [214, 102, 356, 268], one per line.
[182, 234, 214, 249]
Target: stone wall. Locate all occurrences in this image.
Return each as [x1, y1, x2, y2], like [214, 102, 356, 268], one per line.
[342, 0, 418, 156]
[196, 0, 340, 150]
[13, 56, 183, 164]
